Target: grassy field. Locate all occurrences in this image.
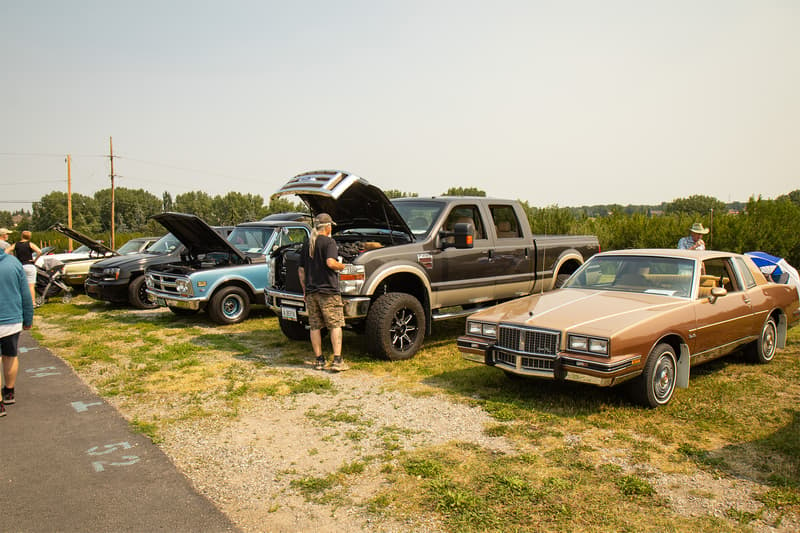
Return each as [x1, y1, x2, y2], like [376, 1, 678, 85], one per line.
[33, 295, 800, 532]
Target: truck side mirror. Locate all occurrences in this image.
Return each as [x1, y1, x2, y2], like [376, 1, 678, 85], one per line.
[453, 222, 474, 249]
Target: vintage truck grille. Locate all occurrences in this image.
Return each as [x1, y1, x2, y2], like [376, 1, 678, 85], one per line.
[497, 325, 559, 356]
[148, 272, 182, 295]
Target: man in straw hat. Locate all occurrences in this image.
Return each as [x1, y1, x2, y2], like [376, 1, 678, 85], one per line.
[677, 222, 709, 251]
[0, 228, 12, 251]
[298, 213, 348, 371]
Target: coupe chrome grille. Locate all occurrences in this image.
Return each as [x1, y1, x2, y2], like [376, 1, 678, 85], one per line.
[497, 326, 559, 356]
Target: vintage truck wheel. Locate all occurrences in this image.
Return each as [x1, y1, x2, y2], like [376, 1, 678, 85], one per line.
[128, 276, 158, 309]
[633, 343, 677, 408]
[208, 286, 250, 325]
[279, 317, 310, 340]
[366, 293, 426, 361]
[745, 316, 777, 364]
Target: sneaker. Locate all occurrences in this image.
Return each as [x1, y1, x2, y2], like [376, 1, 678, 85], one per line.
[314, 356, 326, 370]
[1, 387, 13, 405]
[0, 402, 6, 417]
[330, 356, 347, 372]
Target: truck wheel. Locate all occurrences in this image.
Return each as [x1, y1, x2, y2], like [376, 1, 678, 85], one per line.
[128, 276, 158, 309]
[208, 286, 250, 325]
[366, 293, 426, 360]
[279, 318, 310, 340]
[555, 273, 571, 288]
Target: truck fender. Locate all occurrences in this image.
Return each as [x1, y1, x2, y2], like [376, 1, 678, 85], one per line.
[363, 262, 433, 333]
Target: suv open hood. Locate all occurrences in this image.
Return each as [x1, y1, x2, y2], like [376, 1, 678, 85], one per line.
[271, 170, 412, 239]
[150, 212, 247, 262]
[51, 223, 116, 256]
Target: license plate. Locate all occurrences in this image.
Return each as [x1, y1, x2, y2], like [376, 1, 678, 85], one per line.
[157, 298, 166, 306]
[281, 307, 297, 321]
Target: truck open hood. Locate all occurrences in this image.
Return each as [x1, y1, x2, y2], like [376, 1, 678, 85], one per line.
[271, 170, 413, 239]
[150, 212, 247, 262]
[51, 223, 116, 256]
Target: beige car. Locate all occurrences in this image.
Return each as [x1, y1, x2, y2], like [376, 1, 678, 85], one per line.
[458, 249, 800, 407]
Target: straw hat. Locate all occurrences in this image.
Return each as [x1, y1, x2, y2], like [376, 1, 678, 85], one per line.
[0, 227, 13, 235]
[689, 222, 709, 235]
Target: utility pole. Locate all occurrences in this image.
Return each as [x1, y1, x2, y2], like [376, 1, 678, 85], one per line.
[66, 154, 73, 251]
[109, 136, 116, 249]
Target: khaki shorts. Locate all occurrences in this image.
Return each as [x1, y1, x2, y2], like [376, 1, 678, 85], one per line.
[306, 292, 345, 330]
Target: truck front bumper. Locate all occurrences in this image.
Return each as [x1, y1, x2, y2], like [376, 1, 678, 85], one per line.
[266, 290, 371, 320]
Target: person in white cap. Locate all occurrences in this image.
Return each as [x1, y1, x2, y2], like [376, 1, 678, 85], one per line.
[677, 222, 709, 250]
[0, 228, 12, 252]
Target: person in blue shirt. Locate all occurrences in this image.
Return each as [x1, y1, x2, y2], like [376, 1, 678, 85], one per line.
[678, 222, 709, 251]
[0, 251, 34, 417]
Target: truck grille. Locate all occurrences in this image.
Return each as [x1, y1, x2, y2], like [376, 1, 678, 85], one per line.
[148, 272, 182, 295]
[497, 325, 559, 356]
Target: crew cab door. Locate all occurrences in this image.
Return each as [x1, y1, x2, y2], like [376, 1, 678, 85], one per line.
[429, 203, 496, 307]
[488, 204, 535, 300]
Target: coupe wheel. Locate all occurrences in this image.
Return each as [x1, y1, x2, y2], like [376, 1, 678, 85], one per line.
[208, 286, 250, 325]
[366, 293, 426, 360]
[634, 343, 677, 408]
[745, 316, 777, 364]
[128, 276, 158, 309]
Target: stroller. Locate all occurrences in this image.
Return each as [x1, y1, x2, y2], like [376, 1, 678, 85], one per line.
[35, 256, 73, 306]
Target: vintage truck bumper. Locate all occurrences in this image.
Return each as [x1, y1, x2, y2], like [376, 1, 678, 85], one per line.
[457, 335, 640, 387]
[148, 292, 203, 310]
[266, 290, 371, 320]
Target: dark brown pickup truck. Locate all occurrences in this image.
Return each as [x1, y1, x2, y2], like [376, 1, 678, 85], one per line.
[266, 170, 600, 360]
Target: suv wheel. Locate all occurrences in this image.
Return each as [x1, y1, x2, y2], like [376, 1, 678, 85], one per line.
[128, 276, 158, 309]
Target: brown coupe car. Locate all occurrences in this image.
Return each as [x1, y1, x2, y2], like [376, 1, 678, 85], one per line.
[458, 249, 800, 407]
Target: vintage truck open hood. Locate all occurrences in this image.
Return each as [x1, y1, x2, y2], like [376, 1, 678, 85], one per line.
[271, 170, 413, 239]
[51, 223, 117, 256]
[151, 212, 247, 262]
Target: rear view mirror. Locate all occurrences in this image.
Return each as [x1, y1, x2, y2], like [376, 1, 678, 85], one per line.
[453, 222, 474, 249]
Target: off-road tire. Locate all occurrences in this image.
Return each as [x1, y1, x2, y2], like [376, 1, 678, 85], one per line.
[279, 317, 310, 340]
[208, 286, 250, 325]
[128, 275, 158, 309]
[365, 292, 426, 360]
[555, 273, 571, 288]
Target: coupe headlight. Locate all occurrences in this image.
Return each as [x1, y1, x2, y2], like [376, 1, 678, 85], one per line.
[568, 334, 609, 356]
[467, 321, 497, 339]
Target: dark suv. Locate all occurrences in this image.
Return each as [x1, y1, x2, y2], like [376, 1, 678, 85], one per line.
[85, 223, 233, 308]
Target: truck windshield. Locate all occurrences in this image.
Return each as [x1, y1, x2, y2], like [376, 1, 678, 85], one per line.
[228, 227, 275, 253]
[391, 200, 445, 240]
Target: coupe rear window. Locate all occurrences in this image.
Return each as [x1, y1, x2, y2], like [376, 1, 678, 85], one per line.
[564, 255, 695, 297]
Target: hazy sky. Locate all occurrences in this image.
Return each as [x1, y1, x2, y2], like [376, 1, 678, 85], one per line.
[1, 1, 798, 214]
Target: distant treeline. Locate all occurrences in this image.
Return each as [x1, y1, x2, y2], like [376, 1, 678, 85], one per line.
[3, 187, 799, 265]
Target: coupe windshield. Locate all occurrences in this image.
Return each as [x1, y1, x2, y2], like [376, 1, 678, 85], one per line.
[228, 227, 275, 253]
[564, 255, 695, 297]
[392, 200, 445, 239]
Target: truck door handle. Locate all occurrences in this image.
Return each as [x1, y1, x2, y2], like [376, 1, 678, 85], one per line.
[488, 250, 494, 261]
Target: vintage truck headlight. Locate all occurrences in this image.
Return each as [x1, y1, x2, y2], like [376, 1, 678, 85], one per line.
[102, 267, 120, 281]
[339, 264, 365, 295]
[467, 320, 497, 339]
[568, 334, 609, 356]
[175, 278, 193, 296]
[145, 275, 154, 289]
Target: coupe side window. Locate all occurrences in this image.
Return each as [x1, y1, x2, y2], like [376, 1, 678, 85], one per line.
[734, 257, 757, 289]
[700, 259, 739, 297]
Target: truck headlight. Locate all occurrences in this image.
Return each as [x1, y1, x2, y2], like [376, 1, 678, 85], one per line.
[568, 334, 609, 356]
[175, 278, 193, 296]
[339, 264, 365, 295]
[467, 321, 497, 339]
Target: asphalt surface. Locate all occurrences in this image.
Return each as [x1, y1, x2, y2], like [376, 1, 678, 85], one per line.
[0, 331, 239, 533]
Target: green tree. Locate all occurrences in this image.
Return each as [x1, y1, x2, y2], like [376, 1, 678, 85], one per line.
[443, 187, 486, 197]
[94, 187, 162, 232]
[213, 192, 265, 225]
[162, 191, 173, 212]
[174, 191, 215, 222]
[262, 197, 307, 218]
[384, 189, 418, 199]
[663, 195, 726, 216]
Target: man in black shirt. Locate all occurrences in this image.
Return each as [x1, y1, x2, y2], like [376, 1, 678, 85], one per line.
[298, 214, 347, 371]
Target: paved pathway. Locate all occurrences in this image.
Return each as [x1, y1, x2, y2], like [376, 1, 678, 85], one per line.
[0, 331, 239, 532]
